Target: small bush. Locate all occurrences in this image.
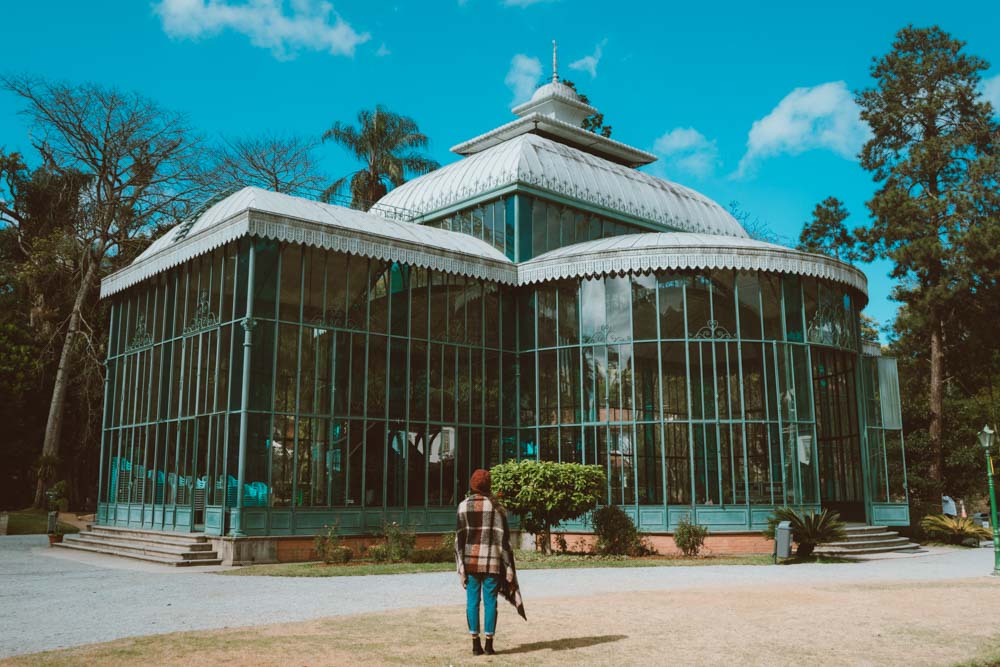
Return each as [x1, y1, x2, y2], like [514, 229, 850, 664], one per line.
[763, 507, 847, 558]
[555, 533, 568, 554]
[380, 521, 416, 561]
[592, 505, 654, 556]
[673, 519, 709, 556]
[328, 546, 352, 563]
[314, 523, 346, 564]
[440, 531, 456, 552]
[409, 547, 453, 563]
[920, 514, 990, 545]
[367, 544, 391, 563]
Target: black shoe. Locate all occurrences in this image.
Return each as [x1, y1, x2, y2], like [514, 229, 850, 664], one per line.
[473, 637, 484, 656]
[484, 637, 495, 655]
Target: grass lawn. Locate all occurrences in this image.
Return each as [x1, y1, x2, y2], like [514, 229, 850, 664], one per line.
[218, 551, 780, 577]
[3, 509, 80, 536]
[9, 578, 1000, 666]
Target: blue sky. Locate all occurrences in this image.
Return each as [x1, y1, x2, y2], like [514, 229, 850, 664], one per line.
[2, 1, 999, 338]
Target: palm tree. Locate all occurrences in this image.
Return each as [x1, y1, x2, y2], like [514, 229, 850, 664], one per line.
[321, 105, 439, 211]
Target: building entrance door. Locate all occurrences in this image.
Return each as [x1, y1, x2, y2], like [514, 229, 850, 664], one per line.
[811, 348, 866, 521]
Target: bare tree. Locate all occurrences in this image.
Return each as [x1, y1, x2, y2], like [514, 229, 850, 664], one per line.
[207, 133, 327, 196]
[1, 75, 206, 508]
[728, 201, 790, 246]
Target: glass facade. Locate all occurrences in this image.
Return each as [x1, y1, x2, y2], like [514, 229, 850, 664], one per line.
[423, 194, 652, 262]
[98, 219, 907, 535]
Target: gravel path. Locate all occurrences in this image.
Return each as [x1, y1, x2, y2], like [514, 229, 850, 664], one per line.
[0, 535, 994, 659]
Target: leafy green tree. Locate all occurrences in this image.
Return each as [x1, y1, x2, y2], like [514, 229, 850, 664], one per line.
[797, 197, 857, 262]
[561, 80, 612, 137]
[320, 105, 439, 210]
[853, 26, 1000, 488]
[490, 460, 605, 554]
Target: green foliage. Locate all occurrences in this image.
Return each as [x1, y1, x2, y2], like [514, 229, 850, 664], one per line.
[853, 26, 1000, 490]
[797, 197, 857, 262]
[491, 460, 605, 553]
[764, 507, 848, 558]
[321, 105, 440, 210]
[592, 505, 654, 556]
[408, 547, 454, 563]
[561, 80, 612, 137]
[378, 521, 416, 562]
[440, 531, 455, 552]
[555, 533, 568, 554]
[920, 514, 991, 545]
[673, 519, 709, 557]
[313, 523, 352, 564]
[46, 480, 69, 513]
[367, 544, 391, 563]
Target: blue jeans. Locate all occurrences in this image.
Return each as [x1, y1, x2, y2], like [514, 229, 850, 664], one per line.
[466, 573, 500, 636]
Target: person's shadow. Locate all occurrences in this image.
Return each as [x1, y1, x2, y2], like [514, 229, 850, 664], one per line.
[501, 634, 627, 655]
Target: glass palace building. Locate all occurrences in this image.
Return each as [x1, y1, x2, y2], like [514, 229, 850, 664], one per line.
[97, 77, 909, 543]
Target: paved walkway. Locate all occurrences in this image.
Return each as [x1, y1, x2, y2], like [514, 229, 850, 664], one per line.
[0, 535, 994, 659]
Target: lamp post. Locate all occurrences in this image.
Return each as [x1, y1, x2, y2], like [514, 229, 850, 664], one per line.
[979, 425, 1000, 576]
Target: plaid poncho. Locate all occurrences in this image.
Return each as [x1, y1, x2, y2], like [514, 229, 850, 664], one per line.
[455, 494, 526, 620]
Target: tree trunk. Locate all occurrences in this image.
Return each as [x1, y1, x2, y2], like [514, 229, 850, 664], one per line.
[928, 318, 945, 489]
[32, 258, 99, 508]
[538, 524, 552, 555]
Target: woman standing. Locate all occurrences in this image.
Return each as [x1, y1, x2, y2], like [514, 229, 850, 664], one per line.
[455, 468, 526, 656]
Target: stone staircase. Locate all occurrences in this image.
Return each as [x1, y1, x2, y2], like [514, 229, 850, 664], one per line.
[56, 525, 222, 567]
[813, 524, 922, 557]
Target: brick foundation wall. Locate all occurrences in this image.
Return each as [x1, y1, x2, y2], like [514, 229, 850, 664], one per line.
[275, 533, 447, 563]
[550, 532, 773, 556]
[266, 531, 771, 563]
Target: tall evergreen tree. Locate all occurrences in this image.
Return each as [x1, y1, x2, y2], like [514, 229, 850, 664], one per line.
[854, 26, 1000, 489]
[798, 197, 857, 262]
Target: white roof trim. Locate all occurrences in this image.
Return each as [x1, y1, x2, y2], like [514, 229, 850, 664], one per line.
[100, 189, 517, 298]
[451, 113, 657, 167]
[518, 233, 868, 301]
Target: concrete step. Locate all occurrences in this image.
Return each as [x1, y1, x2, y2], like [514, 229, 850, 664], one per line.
[814, 543, 923, 556]
[54, 541, 222, 567]
[842, 525, 890, 535]
[819, 537, 912, 550]
[65, 534, 218, 560]
[76, 529, 214, 552]
[838, 531, 905, 542]
[87, 525, 208, 546]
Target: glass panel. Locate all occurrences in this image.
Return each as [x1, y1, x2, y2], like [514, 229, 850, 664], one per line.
[253, 240, 279, 319]
[636, 422, 662, 504]
[537, 284, 557, 348]
[560, 426, 582, 463]
[605, 276, 631, 342]
[557, 282, 579, 345]
[278, 245, 301, 322]
[710, 270, 737, 337]
[367, 335, 387, 416]
[389, 264, 410, 337]
[364, 420, 385, 507]
[271, 415, 294, 507]
[407, 425, 426, 507]
[386, 424, 406, 507]
[329, 419, 348, 506]
[369, 262, 390, 335]
[303, 248, 324, 324]
[631, 273, 658, 340]
[581, 277, 606, 343]
[783, 276, 804, 342]
[324, 253, 349, 327]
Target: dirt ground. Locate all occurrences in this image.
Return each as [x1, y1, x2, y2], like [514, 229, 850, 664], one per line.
[6, 577, 1000, 667]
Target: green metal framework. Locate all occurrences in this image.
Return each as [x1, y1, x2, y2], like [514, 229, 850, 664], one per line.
[97, 192, 909, 536]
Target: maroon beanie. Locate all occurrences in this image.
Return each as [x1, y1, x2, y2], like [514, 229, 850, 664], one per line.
[470, 469, 491, 495]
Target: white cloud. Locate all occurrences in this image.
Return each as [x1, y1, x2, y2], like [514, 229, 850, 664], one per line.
[983, 73, 1000, 116]
[569, 39, 607, 79]
[153, 0, 370, 60]
[505, 54, 541, 106]
[653, 127, 719, 178]
[375, 42, 390, 57]
[735, 81, 870, 178]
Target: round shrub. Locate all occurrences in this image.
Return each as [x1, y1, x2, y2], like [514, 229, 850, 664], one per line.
[673, 519, 709, 557]
[592, 505, 653, 556]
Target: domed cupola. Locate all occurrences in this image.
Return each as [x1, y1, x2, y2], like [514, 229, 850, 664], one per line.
[509, 42, 597, 127]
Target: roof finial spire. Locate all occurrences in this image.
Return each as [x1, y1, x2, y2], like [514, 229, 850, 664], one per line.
[552, 40, 558, 83]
